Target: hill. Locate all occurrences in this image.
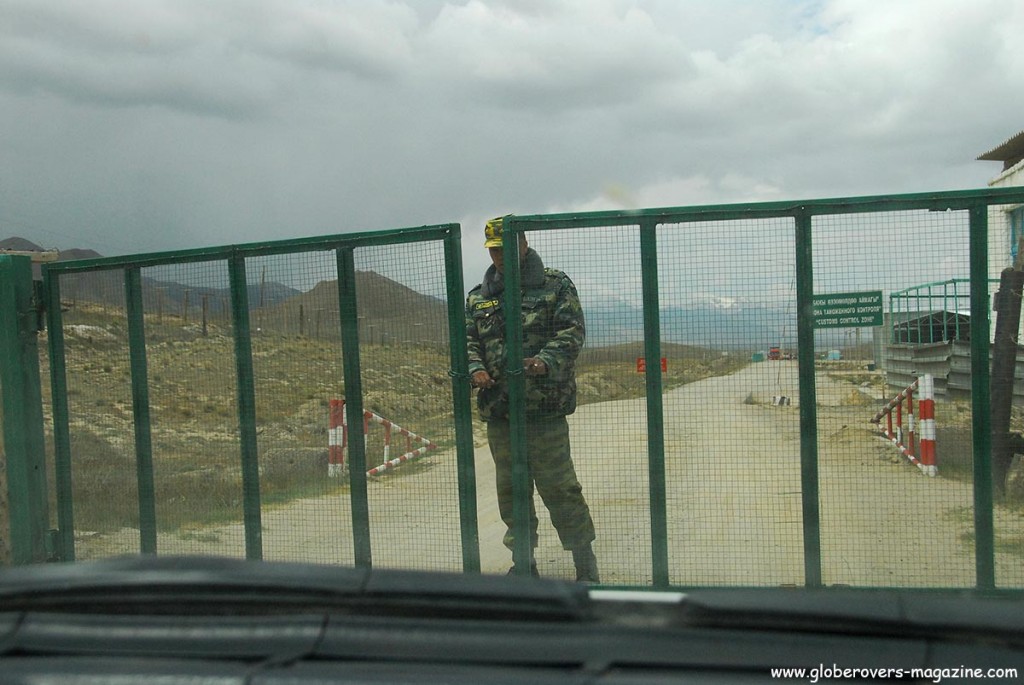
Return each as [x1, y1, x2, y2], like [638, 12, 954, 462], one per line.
[259, 272, 449, 344]
[0, 236, 56, 253]
[3, 237, 450, 343]
[1, 236, 302, 317]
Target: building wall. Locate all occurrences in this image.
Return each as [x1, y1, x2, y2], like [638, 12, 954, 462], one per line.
[988, 160, 1024, 276]
[985, 161, 1024, 346]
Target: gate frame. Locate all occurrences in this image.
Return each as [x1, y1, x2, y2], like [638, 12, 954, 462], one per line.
[39, 226, 479, 571]
[501, 186, 1024, 591]
[5, 187, 1024, 591]
[0, 254, 52, 564]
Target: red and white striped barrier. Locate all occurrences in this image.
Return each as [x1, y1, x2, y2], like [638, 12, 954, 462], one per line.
[327, 399, 439, 478]
[328, 399, 346, 478]
[871, 374, 937, 477]
[918, 375, 937, 477]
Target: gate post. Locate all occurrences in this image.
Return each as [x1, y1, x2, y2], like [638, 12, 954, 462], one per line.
[0, 254, 51, 564]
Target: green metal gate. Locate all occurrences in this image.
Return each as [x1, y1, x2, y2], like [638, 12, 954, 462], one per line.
[37, 225, 479, 571]
[496, 187, 1024, 590]
[3, 187, 1024, 592]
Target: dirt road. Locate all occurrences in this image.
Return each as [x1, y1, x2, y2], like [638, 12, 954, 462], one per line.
[78, 362, 1024, 589]
[570, 361, 1021, 588]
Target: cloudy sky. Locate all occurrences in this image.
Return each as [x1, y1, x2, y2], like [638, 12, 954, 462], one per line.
[2, 0, 1023, 279]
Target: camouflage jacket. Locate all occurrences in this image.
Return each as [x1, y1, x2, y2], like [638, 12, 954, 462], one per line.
[466, 248, 585, 421]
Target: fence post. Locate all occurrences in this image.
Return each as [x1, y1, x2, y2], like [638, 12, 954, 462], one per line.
[443, 228, 481, 574]
[228, 255, 263, 561]
[501, 218, 532, 577]
[640, 219, 669, 588]
[0, 254, 51, 564]
[43, 268, 75, 561]
[125, 267, 157, 553]
[337, 247, 372, 568]
[968, 203, 995, 591]
[794, 210, 822, 588]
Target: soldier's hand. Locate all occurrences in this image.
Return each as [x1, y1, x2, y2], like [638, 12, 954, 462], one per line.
[471, 370, 496, 388]
[523, 357, 547, 376]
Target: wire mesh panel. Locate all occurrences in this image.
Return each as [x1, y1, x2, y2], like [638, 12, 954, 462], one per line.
[52, 269, 139, 559]
[524, 226, 649, 583]
[42, 225, 468, 569]
[0, 327, 9, 565]
[136, 260, 246, 558]
[659, 218, 802, 586]
[0, 350, 8, 564]
[812, 210, 977, 588]
[0, 364, 25, 563]
[245, 252, 353, 565]
[353, 241, 461, 572]
[29, 191, 1024, 585]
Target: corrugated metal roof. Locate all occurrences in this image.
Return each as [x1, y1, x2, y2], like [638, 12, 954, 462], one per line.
[978, 130, 1024, 170]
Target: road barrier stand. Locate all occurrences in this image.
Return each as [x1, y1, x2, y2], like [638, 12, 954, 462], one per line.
[917, 375, 937, 477]
[328, 399, 346, 478]
[871, 375, 937, 477]
[328, 399, 438, 477]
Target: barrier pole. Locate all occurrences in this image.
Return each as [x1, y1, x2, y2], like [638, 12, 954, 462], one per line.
[919, 375, 937, 477]
[328, 399, 345, 478]
[896, 400, 903, 444]
[332, 400, 440, 477]
[873, 378, 935, 475]
[906, 385, 916, 462]
[360, 406, 438, 475]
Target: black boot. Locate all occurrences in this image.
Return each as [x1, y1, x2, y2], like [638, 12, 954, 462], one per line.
[506, 562, 540, 578]
[572, 544, 600, 583]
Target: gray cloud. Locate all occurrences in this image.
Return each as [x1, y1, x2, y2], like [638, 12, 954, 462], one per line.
[0, 0, 1022, 271]
[0, 0, 416, 117]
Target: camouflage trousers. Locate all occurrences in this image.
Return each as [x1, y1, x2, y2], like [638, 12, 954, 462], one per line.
[487, 416, 596, 552]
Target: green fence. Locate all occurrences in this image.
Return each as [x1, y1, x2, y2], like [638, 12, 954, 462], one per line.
[889, 279, 982, 344]
[37, 226, 479, 572]
[498, 187, 1024, 590]
[3, 187, 1024, 591]
[0, 254, 51, 565]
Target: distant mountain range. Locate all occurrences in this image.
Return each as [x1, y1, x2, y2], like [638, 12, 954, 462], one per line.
[585, 301, 798, 351]
[1, 236, 302, 313]
[3, 236, 819, 351]
[0, 237, 449, 345]
[0, 236, 103, 278]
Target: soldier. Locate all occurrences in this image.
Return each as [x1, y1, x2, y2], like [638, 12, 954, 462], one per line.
[465, 217, 599, 582]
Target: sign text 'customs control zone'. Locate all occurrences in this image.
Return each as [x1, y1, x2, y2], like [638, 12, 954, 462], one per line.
[812, 290, 883, 328]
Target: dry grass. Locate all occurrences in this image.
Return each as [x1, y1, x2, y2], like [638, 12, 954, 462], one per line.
[40, 303, 746, 533]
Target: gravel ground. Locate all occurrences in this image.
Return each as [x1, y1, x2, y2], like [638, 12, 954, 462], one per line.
[77, 362, 1024, 589]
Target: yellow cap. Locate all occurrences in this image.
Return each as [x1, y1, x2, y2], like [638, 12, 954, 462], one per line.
[484, 217, 504, 248]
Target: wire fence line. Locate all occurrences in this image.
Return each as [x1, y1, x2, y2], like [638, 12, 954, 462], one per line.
[1, 188, 1023, 589]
